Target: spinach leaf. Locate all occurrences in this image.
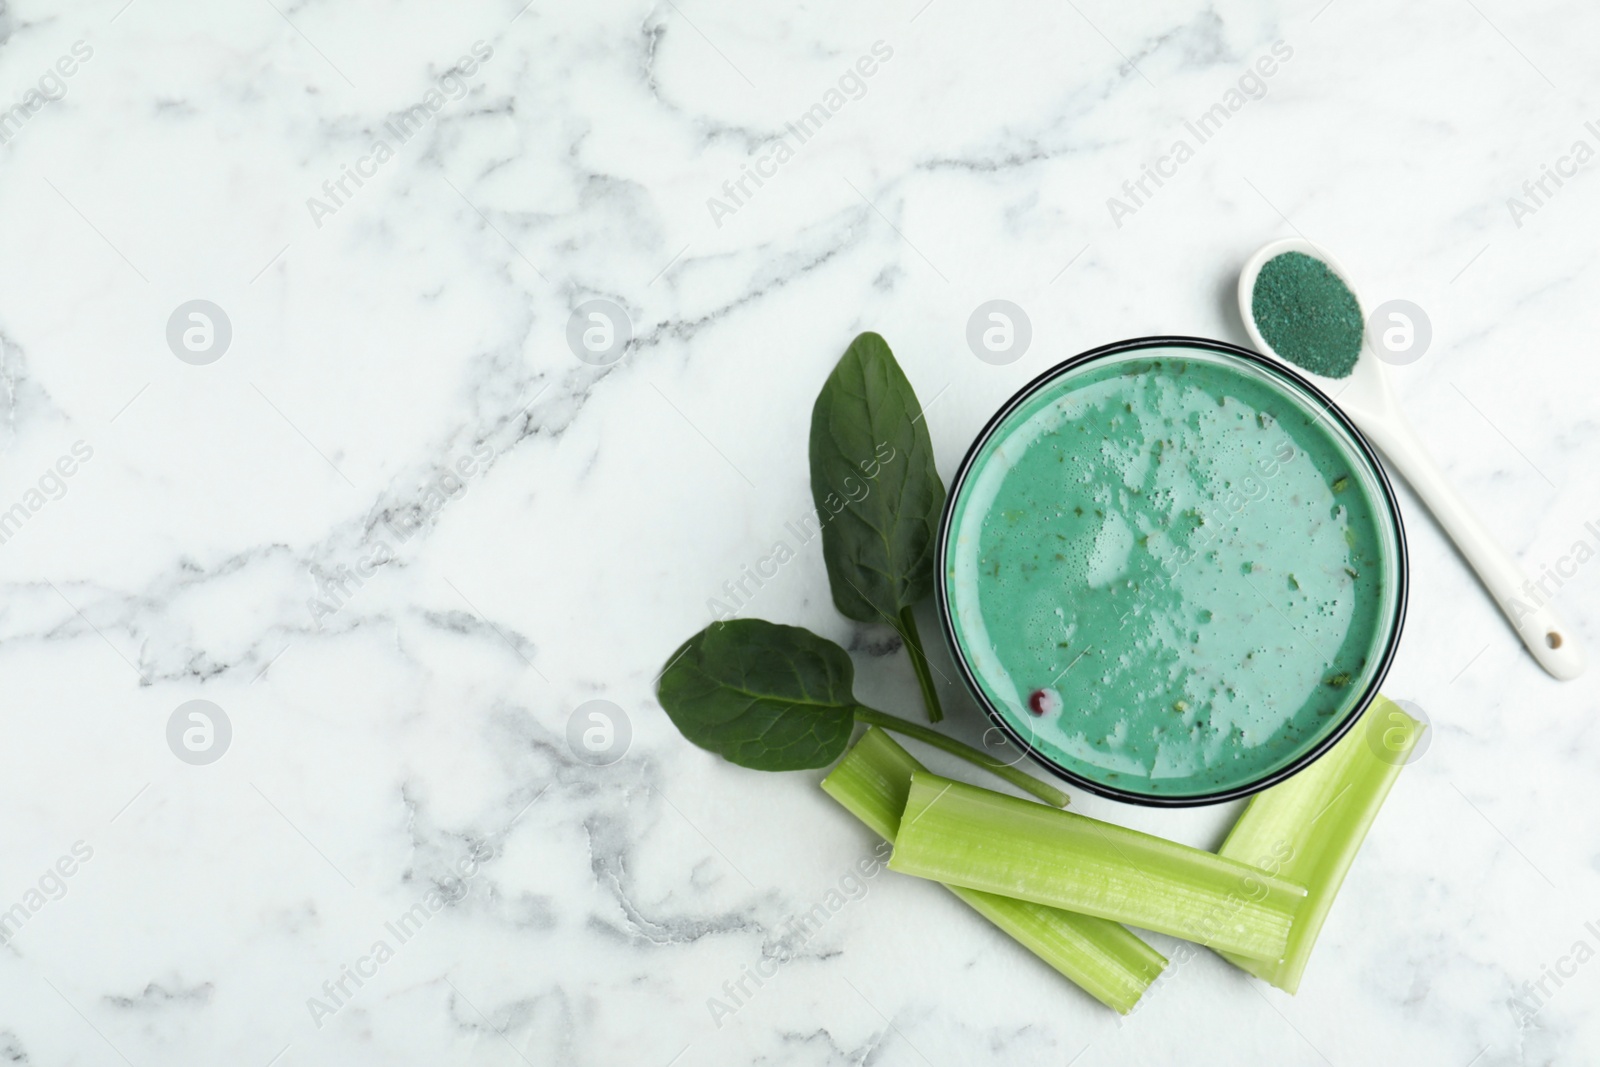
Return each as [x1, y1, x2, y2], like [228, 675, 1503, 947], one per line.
[809, 332, 948, 720]
[656, 618, 859, 770]
[654, 618, 1070, 806]
[809, 331, 946, 621]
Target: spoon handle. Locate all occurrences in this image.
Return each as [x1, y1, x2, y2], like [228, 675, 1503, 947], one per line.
[1357, 416, 1585, 680]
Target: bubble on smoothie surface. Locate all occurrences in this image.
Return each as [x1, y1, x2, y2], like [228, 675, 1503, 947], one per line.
[1251, 252, 1363, 379]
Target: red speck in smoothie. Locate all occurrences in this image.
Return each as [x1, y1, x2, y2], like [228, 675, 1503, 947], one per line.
[1028, 688, 1062, 716]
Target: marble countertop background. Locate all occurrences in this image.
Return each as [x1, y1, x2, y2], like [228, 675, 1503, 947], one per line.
[1, 0, 1597, 1063]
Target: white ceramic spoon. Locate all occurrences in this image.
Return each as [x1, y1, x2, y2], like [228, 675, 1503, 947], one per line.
[1238, 237, 1585, 681]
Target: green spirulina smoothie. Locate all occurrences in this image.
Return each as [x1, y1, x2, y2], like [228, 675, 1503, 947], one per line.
[946, 348, 1397, 798]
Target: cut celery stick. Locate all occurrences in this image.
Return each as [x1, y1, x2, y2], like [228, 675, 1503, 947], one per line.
[1216, 695, 1422, 992]
[889, 771, 1307, 960]
[953, 885, 1165, 1016]
[822, 728, 1166, 1013]
[820, 726, 922, 843]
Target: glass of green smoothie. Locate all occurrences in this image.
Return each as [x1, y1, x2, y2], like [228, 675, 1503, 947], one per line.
[939, 337, 1408, 806]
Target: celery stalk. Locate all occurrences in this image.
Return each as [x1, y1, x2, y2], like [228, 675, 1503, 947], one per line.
[889, 771, 1307, 960]
[1216, 695, 1422, 992]
[822, 728, 1166, 1013]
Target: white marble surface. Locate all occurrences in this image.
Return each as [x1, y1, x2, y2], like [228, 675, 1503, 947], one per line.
[1, 0, 1597, 1063]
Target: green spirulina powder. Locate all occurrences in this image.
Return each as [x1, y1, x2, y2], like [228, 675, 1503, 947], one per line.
[1251, 251, 1363, 378]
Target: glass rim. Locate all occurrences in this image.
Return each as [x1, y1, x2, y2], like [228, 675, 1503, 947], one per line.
[935, 335, 1410, 808]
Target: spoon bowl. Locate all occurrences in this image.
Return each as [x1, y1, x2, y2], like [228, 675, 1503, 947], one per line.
[1238, 238, 1393, 421]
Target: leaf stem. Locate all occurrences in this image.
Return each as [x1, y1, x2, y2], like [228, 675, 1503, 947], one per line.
[853, 707, 1070, 808]
[897, 606, 944, 724]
